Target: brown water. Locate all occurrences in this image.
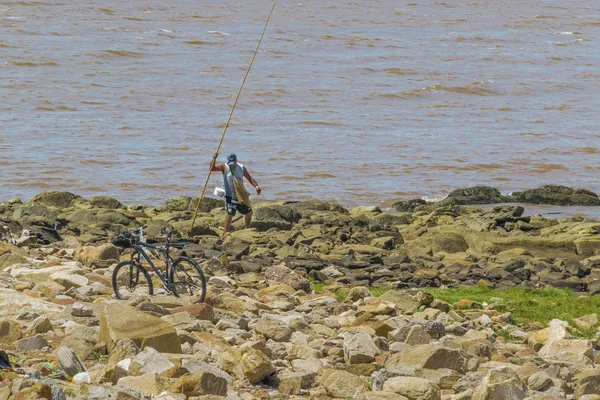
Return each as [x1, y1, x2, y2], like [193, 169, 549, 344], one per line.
[1, 0, 599, 209]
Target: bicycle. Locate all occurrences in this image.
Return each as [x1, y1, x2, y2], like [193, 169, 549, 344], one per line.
[111, 227, 207, 304]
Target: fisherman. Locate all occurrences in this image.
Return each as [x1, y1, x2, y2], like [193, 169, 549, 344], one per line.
[211, 152, 261, 233]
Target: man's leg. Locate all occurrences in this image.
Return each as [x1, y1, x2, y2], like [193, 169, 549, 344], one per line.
[244, 210, 253, 229]
[224, 214, 234, 233]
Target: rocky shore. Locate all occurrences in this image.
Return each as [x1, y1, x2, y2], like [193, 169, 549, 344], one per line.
[1, 187, 600, 400]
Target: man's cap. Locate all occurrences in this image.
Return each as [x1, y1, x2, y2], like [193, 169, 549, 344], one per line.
[227, 153, 237, 164]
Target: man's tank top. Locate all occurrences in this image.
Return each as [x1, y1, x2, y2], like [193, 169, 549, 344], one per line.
[223, 163, 244, 200]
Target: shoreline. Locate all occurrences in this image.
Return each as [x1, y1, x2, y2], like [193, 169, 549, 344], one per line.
[1, 189, 600, 398]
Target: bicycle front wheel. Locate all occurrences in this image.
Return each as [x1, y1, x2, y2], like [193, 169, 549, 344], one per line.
[170, 257, 206, 304]
[112, 260, 154, 301]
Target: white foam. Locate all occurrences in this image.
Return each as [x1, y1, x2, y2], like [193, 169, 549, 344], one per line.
[421, 195, 447, 203]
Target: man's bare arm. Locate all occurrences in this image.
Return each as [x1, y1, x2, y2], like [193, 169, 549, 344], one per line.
[211, 152, 225, 172]
[243, 166, 262, 195]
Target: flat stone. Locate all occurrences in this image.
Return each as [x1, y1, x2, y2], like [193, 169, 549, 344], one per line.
[99, 303, 182, 354]
[57, 346, 87, 378]
[17, 334, 48, 352]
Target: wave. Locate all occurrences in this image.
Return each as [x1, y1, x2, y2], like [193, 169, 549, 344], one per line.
[383, 67, 417, 75]
[184, 40, 215, 46]
[7, 61, 58, 67]
[296, 121, 341, 126]
[92, 50, 143, 58]
[404, 82, 499, 97]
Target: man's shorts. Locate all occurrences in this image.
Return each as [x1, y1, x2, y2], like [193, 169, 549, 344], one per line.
[224, 196, 252, 216]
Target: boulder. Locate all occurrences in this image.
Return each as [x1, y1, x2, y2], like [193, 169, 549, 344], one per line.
[17, 334, 48, 352]
[254, 318, 292, 342]
[28, 191, 81, 208]
[9, 263, 82, 285]
[241, 348, 275, 384]
[90, 196, 125, 209]
[441, 186, 508, 205]
[472, 366, 527, 400]
[0, 253, 29, 271]
[99, 303, 182, 354]
[129, 347, 177, 377]
[431, 232, 469, 254]
[510, 185, 600, 206]
[264, 262, 310, 292]
[0, 319, 22, 343]
[379, 291, 419, 314]
[383, 376, 441, 400]
[344, 332, 380, 364]
[74, 243, 120, 264]
[57, 346, 87, 378]
[385, 344, 469, 373]
[575, 370, 600, 398]
[169, 371, 228, 397]
[321, 370, 370, 398]
[537, 339, 594, 365]
[117, 372, 171, 397]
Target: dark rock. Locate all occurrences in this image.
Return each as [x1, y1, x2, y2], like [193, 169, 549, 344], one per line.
[90, 196, 125, 209]
[392, 198, 427, 212]
[439, 186, 509, 205]
[510, 185, 600, 206]
[28, 191, 81, 208]
[165, 196, 222, 212]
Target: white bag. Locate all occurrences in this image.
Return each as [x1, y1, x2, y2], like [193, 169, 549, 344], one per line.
[214, 187, 225, 198]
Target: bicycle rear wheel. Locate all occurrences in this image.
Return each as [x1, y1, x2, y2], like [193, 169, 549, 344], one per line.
[170, 257, 206, 304]
[112, 260, 154, 300]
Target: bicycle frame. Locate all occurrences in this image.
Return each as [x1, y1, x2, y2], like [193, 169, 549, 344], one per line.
[130, 241, 175, 286]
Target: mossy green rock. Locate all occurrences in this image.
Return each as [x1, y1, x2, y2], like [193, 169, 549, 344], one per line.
[510, 185, 600, 206]
[28, 191, 81, 208]
[90, 196, 125, 209]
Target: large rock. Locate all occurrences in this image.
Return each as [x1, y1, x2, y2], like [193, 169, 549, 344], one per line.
[321, 370, 370, 398]
[510, 185, 600, 206]
[74, 244, 120, 264]
[0, 253, 29, 271]
[431, 232, 469, 254]
[0, 319, 22, 343]
[383, 376, 441, 400]
[472, 366, 527, 400]
[241, 348, 275, 384]
[90, 196, 125, 209]
[129, 347, 177, 377]
[28, 191, 81, 208]
[169, 371, 228, 397]
[117, 372, 170, 397]
[57, 346, 86, 378]
[9, 263, 82, 285]
[575, 370, 600, 398]
[254, 318, 292, 342]
[379, 291, 419, 314]
[264, 262, 310, 292]
[385, 344, 469, 373]
[57, 324, 99, 361]
[99, 303, 182, 354]
[440, 186, 508, 205]
[537, 338, 594, 366]
[344, 332, 380, 364]
[0, 289, 64, 318]
[66, 209, 134, 228]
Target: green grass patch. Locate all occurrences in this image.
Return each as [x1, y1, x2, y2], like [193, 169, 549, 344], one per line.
[310, 281, 330, 295]
[369, 287, 390, 297]
[423, 284, 600, 334]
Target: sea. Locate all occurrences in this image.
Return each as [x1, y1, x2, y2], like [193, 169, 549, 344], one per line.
[1, 0, 599, 217]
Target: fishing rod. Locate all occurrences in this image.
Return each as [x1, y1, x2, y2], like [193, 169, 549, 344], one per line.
[189, 0, 278, 235]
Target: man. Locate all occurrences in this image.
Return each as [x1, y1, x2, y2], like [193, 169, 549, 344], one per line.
[211, 152, 261, 233]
